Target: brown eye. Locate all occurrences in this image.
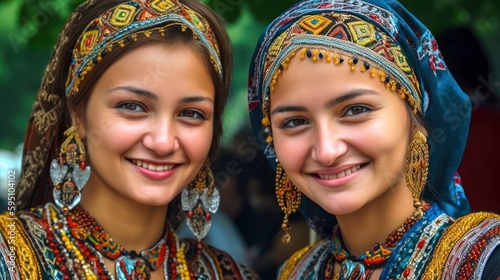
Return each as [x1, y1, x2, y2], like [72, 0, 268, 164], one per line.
[117, 101, 145, 112]
[345, 105, 370, 117]
[179, 109, 205, 120]
[280, 118, 309, 128]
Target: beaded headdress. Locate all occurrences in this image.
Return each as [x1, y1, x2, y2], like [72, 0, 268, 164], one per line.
[248, 0, 471, 237]
[66, 0, 222, 96]
[257, 12, 423, 145]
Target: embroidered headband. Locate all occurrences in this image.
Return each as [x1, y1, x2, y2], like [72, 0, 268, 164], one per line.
[66, 0, 222, 96]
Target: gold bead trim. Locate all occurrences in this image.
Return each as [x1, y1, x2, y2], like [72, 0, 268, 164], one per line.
[260, 46, 421, 144]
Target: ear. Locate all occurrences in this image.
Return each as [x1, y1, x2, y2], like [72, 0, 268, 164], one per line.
[70, 111, 86, 140]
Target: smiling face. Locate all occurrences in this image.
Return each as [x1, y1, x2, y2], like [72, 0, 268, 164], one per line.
[76, 43, 214, 207]
[270, 50, 414, 216]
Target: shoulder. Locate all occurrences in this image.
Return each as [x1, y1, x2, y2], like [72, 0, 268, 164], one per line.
[180, 237, 260, 280]
[278, 238, 332, 280]
[423, 212, 500, 279]
[0, 209, 45, 279]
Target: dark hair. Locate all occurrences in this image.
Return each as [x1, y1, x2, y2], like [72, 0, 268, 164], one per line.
[65, 0, 232, 158]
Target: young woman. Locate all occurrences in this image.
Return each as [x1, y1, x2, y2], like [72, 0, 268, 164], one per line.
[248, 0, 500, 279]
[0, 0, 258, 279]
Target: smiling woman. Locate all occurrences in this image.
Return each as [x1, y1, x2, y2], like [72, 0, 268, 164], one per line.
[248, 0, 500, 279]
[80, 44, 215, 209]
[0, 0, 259, 279]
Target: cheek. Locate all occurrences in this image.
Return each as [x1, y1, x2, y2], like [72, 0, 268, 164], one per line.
[83, 115, 138, 155]
[357, 119, 409, 174]
[182, 125, 213, 159]
[273, 135, 307, 169]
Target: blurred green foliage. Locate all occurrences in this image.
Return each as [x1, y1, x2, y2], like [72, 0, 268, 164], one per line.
[1, 0, 499, 151]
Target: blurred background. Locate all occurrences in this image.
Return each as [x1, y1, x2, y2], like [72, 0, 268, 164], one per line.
[1, 0, 499, 278]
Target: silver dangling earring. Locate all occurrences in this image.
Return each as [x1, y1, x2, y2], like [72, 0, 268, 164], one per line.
[50, 126, 91, 215]
[181, 159, 219, 242]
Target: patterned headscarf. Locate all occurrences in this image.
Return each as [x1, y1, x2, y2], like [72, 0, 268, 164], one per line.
[16, 0, 223, 229]
[248, 0, 471, 237]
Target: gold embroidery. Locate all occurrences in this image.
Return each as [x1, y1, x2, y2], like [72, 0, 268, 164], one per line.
[299, 15, 332, 35]
[110, 4, 137, 27]
[422, 212, 500, 279]
[16, 137, 52, 210]
[0, 212, 42, 279]
[279, 243, 315, 280]
[346, 21, 377, 46]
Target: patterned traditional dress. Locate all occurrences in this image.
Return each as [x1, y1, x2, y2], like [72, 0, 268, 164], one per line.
[278, 203, 500, 279]
[0, 203, 259, 279]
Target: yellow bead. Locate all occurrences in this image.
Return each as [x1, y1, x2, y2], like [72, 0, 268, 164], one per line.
[261, 117, 270, 127]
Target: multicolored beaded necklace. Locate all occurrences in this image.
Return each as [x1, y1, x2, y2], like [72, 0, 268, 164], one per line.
[328, 204, 430, 280]
[46, 203, 192, 279]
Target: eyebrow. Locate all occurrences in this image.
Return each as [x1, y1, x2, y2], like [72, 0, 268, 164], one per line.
[107, 86, 213, 104]
[107, 86, 158, 100]
[327, 89, 380, 108]
[270, 88, 380, 116]
[180, 96, 214, 104]
[270, 105, 307, 115]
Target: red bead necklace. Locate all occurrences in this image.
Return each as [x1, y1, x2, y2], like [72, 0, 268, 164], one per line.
[45, 203, 190, 279]
[327, 203, 430, 280]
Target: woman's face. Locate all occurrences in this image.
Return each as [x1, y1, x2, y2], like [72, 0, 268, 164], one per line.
[270, 51, 413, 216]
[78, 43, 214, 206]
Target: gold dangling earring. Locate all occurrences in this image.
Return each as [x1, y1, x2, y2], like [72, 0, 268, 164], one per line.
[50, 126, 91, 215]
[181, 159, 219, 243]
[275, 162, 302, 244]
[405, 131, 429, 219]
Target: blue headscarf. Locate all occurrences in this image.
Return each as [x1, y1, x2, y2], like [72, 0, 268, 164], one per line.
[248, 0, 471, 237]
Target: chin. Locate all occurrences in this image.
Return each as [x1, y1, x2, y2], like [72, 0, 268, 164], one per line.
[318, 199, 364, 216]
[132, 194, 175, 207]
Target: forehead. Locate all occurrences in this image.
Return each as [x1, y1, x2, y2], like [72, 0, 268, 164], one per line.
[92, 43, 215, 98]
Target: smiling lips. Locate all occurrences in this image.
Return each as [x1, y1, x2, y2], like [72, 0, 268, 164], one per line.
[131, 159, 175, 172]
[317, 164, 362, 179]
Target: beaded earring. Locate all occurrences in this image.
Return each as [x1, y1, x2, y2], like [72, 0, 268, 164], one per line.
[181, 159, 219, 242]
[275, 162, 302, 244]
[405, 131, 429, 219]
[50, 126, 91, 215]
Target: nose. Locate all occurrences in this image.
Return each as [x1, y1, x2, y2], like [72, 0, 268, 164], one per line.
[311, 122, 347, 166]
[143, 118, 179, 156]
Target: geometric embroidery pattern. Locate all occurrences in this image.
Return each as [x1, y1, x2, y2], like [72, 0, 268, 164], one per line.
[347, 21, 377, 46]
[151, 0, 175, 13]
[299, 15, 332, 35]
[79, 29, 99, 55]
[391, 46, 412, 73]
[251, 8, 427, 156]
[66, 0, 222, 97]
[269, 32, 288, 57]
[110, 4, 137, 27]
[261, 12, 421, 111]
[328, 25, 349, 41]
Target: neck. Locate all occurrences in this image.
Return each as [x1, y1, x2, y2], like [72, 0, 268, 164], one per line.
[79, 182, 168, 252]
[335, 182, 416, 257]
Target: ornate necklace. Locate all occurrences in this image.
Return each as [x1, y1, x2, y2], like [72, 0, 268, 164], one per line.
[329, 204, 429, 280]
[46, 203, 191, 279]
